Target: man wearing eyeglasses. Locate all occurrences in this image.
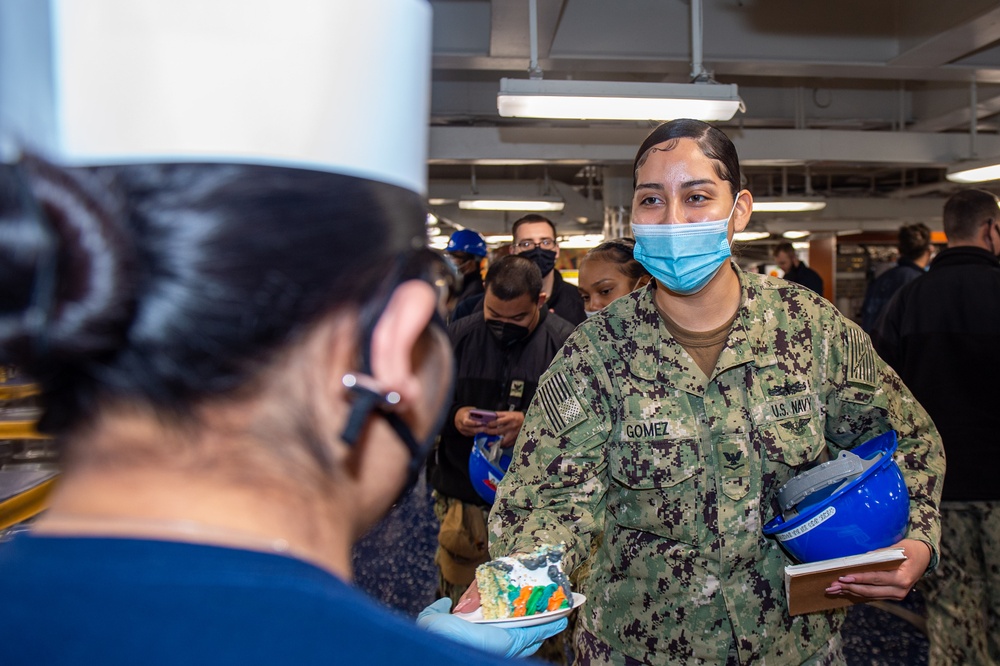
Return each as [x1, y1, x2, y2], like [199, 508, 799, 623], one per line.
[510, 214, 586, 326]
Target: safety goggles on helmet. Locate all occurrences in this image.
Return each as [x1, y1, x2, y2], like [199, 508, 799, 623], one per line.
[468, 433, 511, 504]
[762, 430, 910, 563]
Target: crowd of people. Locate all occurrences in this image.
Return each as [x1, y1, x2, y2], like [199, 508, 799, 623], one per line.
[3, 1, 998, 665]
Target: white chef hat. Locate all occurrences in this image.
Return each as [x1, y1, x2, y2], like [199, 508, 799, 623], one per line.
[0, 0, 431, 197]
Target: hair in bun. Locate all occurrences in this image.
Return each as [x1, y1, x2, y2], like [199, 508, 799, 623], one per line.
[0, 158, 422, 434]
[0, 155, 136, 381]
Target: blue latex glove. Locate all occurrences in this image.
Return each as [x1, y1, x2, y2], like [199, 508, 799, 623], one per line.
[417, 598, 568, 659]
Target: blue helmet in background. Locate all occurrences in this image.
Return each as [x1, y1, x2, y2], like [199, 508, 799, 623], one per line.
[762, 430, 910, 563]
[468, 433, 511, 504]
[446, 229, 488, 258]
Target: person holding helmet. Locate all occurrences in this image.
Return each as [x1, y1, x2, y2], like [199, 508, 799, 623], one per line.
[446, 228, 489, 312]
[473, 119, 944, 665]
[428, 255, 574, 607]
[0, 1, 564, 662]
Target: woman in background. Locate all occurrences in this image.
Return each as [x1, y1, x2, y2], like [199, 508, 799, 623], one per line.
[576, 238, 651, 315]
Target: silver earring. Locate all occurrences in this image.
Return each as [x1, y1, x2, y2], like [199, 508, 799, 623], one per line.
[342, 373, 401, 407]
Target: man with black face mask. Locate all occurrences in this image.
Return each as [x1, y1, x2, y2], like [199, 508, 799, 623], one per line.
[445, 228, 488, 315]
[510, 214, 587, 325]
[450, 216, 587, 325]
[427, 255, 574, 606]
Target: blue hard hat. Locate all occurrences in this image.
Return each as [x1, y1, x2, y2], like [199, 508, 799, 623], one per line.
[762, 431, 910, 563]
[446, 229, 488, 257]
[468, 433, 511, 504]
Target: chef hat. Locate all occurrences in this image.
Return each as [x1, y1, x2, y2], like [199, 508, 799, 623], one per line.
[0, 0, 431, 198]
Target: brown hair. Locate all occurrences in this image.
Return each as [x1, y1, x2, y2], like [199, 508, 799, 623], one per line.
[943, 189, 999, 242]
[897, 223, 932, 261]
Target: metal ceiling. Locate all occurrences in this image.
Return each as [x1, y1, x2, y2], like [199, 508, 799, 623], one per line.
[425, 0, 1000, 239]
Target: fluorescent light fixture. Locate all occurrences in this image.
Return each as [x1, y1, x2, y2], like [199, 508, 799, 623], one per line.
[458, 196, 564, 212]
[947, 157, 1000, 183]
[558, 234, 606, 249]
[498, 78, 743, 122]
[428, 236, 449, 249]
[782, 230, 811, 239]
[733, 231, 770, 242]
[485, 235, 514, 244]
[427, 198, 452, 206]
[752, 199, 827, 213]
[426, 226, 441, 236]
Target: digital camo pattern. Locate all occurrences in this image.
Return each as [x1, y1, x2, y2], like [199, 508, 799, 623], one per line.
[489, 264, 944, 666]
[921, 501, 1000, 666]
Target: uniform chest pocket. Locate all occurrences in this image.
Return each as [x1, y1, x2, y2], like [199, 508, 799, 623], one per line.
[607, 437, 704, 546]
[753, 391, 825, 467]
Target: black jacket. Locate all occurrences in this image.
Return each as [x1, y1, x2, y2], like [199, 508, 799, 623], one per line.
[783, 261, 824, 295]
[546, 270, 586, 326]
[872, 246, 1000, 501]
[427, 309, 575, 505]
[860, 258, 924, 332]
[456, 270, 484, 306]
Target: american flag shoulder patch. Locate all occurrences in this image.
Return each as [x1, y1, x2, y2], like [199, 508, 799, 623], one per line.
[846, 327, 878, 389]
[537, 371, 587, 435]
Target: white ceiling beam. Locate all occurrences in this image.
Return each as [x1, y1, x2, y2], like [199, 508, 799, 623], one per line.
[908, 93, 1000, 132]
[889, 6, 1000, 68]
[427, 181, 950, 236]
[429, 126, 1000, 167]
[432, 53, 1000, 84]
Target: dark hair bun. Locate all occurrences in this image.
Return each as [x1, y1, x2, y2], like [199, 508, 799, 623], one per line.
[0, 155, 136, 373]
[898, 223, 932, 259]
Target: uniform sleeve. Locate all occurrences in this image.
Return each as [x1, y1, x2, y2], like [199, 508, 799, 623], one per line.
[821, 313, 945, 568]
[488, 328, 613, 574]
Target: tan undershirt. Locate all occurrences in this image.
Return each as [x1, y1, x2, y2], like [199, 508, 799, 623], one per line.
[655, 302, 737, 378]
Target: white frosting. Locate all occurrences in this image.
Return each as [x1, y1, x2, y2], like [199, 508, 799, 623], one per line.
[492, 556, 557, 588]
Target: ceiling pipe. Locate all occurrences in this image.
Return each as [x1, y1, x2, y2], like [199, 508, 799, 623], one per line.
[528, 0, 542, 80]
[970, 79, 978, 158]
[897, 82, 906, 132]
[690, 0, 708, 81]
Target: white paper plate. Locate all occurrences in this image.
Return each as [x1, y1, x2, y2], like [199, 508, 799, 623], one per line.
[454, 593, 586, 628]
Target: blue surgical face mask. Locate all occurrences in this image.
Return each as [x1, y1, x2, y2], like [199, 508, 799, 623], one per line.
[631, 201, 737, 295]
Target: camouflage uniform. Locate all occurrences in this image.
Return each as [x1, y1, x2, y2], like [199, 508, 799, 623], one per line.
[921, 501, 1000, 666]
[489, 265, 944, 666]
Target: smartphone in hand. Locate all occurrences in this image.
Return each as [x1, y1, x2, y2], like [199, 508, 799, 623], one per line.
[469, 409, 498, 424]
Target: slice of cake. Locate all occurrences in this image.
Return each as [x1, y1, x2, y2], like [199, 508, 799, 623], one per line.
[476, 543, 572, 620]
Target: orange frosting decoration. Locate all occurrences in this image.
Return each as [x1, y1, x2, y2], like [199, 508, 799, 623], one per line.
[512, 587, 533, 617]
[547, 587, 567, 612]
